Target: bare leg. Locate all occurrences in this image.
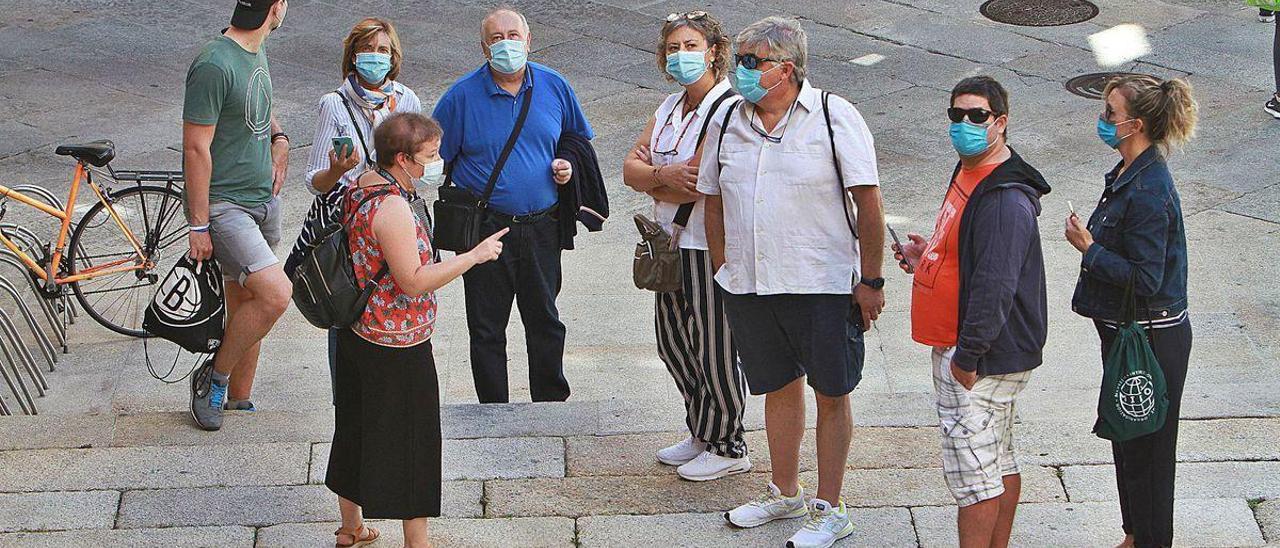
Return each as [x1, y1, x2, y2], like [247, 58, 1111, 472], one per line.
[403, 517, 431, 548]
[958, 498, 1000, 548]
[222, 281, 262, 401]
[766, 377, 806, 497]
[1116, 534, 1135, 548]
[813, 391, 853, 504]
[990, 473, 1021, 548]
[211, 266, 290, 382]
[336, 496, 363, 545]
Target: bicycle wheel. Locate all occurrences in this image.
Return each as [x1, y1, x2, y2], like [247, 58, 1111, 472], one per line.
[67, 184, 188, 337]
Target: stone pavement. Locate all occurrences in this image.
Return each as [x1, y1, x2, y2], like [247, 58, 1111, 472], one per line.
[0, 0, 1278, 546]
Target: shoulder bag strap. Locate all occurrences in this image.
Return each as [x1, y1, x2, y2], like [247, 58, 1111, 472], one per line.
[672, 89, 740, 229]
[714, 99, 739, 178]
[336, 92, 376, 168]
[477, 74, 535, 208]
[823, 91, 858, 240]
[347, 185, 397, 284]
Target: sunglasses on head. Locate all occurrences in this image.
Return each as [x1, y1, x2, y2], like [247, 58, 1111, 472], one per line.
[734, 53, 785, 70]
[947, 107, 995, 125]
[666, 11, 708, 22]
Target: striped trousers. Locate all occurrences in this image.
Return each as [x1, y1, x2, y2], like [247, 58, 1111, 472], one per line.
[654, 248, 748, 458]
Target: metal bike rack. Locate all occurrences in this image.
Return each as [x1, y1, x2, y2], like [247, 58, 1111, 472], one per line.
[0, 277, 57, 371]
[0, 222, 77, 331]
[0, 311, 38, 415]
[0, 306, 46, 393]
[7, 184, 81, 324]
[0, 246, 69, 353]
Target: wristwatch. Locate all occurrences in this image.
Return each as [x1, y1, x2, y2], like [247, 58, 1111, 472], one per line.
[859, 277, 885, 290]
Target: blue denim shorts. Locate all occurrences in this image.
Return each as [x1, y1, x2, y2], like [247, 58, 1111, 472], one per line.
[721, 292, 864, 397]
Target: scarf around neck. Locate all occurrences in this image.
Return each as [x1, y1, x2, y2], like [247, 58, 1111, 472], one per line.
[340, 74, 398, 125]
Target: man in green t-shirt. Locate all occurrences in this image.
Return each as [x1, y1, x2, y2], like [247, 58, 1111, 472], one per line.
[183, 0, 291, 431]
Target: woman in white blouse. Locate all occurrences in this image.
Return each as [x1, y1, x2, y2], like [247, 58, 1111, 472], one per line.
[282, 17, 423, 417]
[621, 10, 750, 482]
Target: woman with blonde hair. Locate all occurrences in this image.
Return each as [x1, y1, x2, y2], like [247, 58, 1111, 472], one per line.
[621, 10, 751, 482]
[1065, 75, 1198, 548]
[282, 17, 423, 411]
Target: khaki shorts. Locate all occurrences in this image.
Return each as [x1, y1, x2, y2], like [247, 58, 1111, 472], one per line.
[932, 347, 1031, 507]
[209, 196, 282, 286]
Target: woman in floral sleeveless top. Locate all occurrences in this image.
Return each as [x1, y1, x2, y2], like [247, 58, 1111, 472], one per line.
[325, 113, 507, 548]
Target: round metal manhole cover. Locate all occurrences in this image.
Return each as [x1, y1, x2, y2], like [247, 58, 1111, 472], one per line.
[1065, 72, 1147, 99]
[979, 0, 1099, 27]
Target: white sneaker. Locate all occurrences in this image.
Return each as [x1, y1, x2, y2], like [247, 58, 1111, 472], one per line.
[676, 450, 752, 481]
[656, 436, 708, 466]
[724, 482, 808, 528]
[786, 499, 855, 548]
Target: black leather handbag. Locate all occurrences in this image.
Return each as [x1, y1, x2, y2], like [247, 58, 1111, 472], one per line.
[432, 76, 533, 253]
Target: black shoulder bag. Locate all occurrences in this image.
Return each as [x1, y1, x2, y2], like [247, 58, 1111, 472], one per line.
[432, 76, 534, 252]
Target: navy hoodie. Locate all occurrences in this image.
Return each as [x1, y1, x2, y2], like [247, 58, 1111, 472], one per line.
[951, 149, 1052, 375]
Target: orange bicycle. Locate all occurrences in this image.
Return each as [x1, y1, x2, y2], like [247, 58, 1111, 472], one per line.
[0, 140, 188, 337]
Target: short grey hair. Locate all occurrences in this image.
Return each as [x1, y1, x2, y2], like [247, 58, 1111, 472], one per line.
[734, 17, 807, 84]
[481, 7, 530, 42]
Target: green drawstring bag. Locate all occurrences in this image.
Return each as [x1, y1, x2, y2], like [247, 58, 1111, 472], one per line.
[1248, 0, 1280, 11]
[1093, 276, 1169, 442]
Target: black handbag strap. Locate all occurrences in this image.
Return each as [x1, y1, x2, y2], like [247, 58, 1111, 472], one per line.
[822, 91, 858, 241]
[346, 184, 399, 286]
[443, 72, 535, 209]
[671, 89, 739, 229]
[336, 92, 376, 168]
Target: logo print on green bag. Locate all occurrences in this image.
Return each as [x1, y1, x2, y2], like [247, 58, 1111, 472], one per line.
[1115, 371, 1156, 421]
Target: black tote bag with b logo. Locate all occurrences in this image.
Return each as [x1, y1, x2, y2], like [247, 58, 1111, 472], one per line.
[143, 256, 226, 354]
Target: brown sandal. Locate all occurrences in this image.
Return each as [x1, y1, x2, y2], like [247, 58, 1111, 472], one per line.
[335, 524, 380, 548]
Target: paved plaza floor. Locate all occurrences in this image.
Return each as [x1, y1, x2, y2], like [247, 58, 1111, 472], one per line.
[0, 0, 1278, 546]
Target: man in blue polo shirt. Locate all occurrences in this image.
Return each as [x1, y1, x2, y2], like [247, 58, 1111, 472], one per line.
[433, 7, 593, 403]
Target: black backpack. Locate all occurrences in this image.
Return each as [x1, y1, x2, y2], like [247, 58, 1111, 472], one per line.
[291, 188, 392, 329]
[143, 256, 225, 354]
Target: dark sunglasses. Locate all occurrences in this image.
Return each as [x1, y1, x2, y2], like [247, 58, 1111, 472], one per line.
[947, 107, 994, 125]
[734, 53, 784, 70]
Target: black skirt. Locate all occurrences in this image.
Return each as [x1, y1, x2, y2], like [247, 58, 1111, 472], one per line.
[326, 329, 441, 519]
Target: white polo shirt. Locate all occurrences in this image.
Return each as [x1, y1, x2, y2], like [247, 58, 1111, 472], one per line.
[696, 80, 880, 296]
[648, 79, 736, 250]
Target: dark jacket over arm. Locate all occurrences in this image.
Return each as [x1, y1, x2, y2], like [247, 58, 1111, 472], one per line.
[555, 132, 608, 250]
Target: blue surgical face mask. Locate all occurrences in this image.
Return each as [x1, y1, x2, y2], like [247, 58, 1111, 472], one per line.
[354, 52, 392, 85]
[729, 64, 782, 104]
[949, 121, 993, 157]
[1097, 116, 1136, 149]
[666, 50, 708, 86]
[421, 160, 445, 186]
[488, 39, 528, 74]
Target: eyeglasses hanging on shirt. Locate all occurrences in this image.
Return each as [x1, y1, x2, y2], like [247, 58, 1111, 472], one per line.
[747, 98, 800, 144]
[652, 91, 699, 156]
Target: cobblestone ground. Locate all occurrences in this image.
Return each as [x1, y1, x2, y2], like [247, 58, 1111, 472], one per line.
[0, 0, 1278, 546]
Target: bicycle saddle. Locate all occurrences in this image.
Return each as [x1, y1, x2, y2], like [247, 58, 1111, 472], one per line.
[55, 140, 115, 167]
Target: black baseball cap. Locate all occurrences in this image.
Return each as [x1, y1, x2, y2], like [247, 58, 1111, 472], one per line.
[230, 0, 277, 30]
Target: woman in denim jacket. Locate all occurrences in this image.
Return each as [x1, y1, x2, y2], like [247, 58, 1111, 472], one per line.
[1065, 75, 1198, 548]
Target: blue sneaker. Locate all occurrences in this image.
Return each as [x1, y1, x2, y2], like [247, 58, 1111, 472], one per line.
[190, 361, 225, 431]
[224, 400, 257, 412]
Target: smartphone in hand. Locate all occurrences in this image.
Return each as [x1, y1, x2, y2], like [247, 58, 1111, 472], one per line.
[887, 224, 914, 274]
[331, 136, 354, 158]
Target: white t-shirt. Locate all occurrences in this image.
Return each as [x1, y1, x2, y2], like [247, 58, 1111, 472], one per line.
[696, 80, 880, 295]
[648, 79, 736, 251]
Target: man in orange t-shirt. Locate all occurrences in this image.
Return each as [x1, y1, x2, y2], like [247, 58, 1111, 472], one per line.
[894, 77, 1050, 548]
